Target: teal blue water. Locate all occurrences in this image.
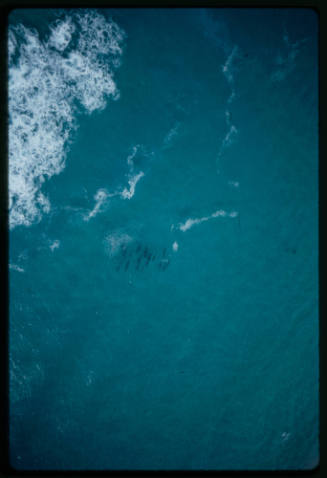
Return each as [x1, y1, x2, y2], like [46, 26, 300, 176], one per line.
[9, 8, 319, 470]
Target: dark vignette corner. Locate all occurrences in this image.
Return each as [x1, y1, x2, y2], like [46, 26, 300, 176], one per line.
[0, 0, 325, 477]
[0, 1, 9, 477]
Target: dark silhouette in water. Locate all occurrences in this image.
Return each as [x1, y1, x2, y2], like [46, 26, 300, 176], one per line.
[285, 245, 297, 255]
[287, 247, 297, 254]
[158, 258, 169, 271]
[113, 242, 174, 273]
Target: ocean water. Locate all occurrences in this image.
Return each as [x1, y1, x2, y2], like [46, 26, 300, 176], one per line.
[8, 8, 319, 470]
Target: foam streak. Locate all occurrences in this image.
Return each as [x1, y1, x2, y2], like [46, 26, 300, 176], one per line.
[178, 209, 238, 232]
[9, 11, 125, 229]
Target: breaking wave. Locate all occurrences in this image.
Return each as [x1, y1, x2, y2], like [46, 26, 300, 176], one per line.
[8, 10, 125, 229]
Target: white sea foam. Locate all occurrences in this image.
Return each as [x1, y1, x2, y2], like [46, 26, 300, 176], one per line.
[49, 239, 60, 251]
[198, 12, 240, 181]
[271, 31, 306, 82]
[281, 431, 291, 442]
[104, 232, 133, 257]
[8, 29, 17, 62]
[179, 216, 209, 232]
[9, 264, 25, 273]
[121, 145, 146, 199]
[8, 11, 125, 229]
[115, 146, 147, 200]
[85, 370, 95, 387]
[83, 148, 145, 220]
[163, 122, 180, 149]
[228, 180, 240, 188]
[84, 188, 109, 221]
[10, 357, 43, 404]
[121, 172, 144, 200]
[222, 46, 239, 104]
[211, 209, 227, 218]
[126, 144, 141, 173]
[125, 144, 153, 171]
[217, 48, 240, 165]
[48, 17, 75, 52]
[219, 123, 238, 157]
[198, 9, 231, 54]
[178, 209, 238, 232]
